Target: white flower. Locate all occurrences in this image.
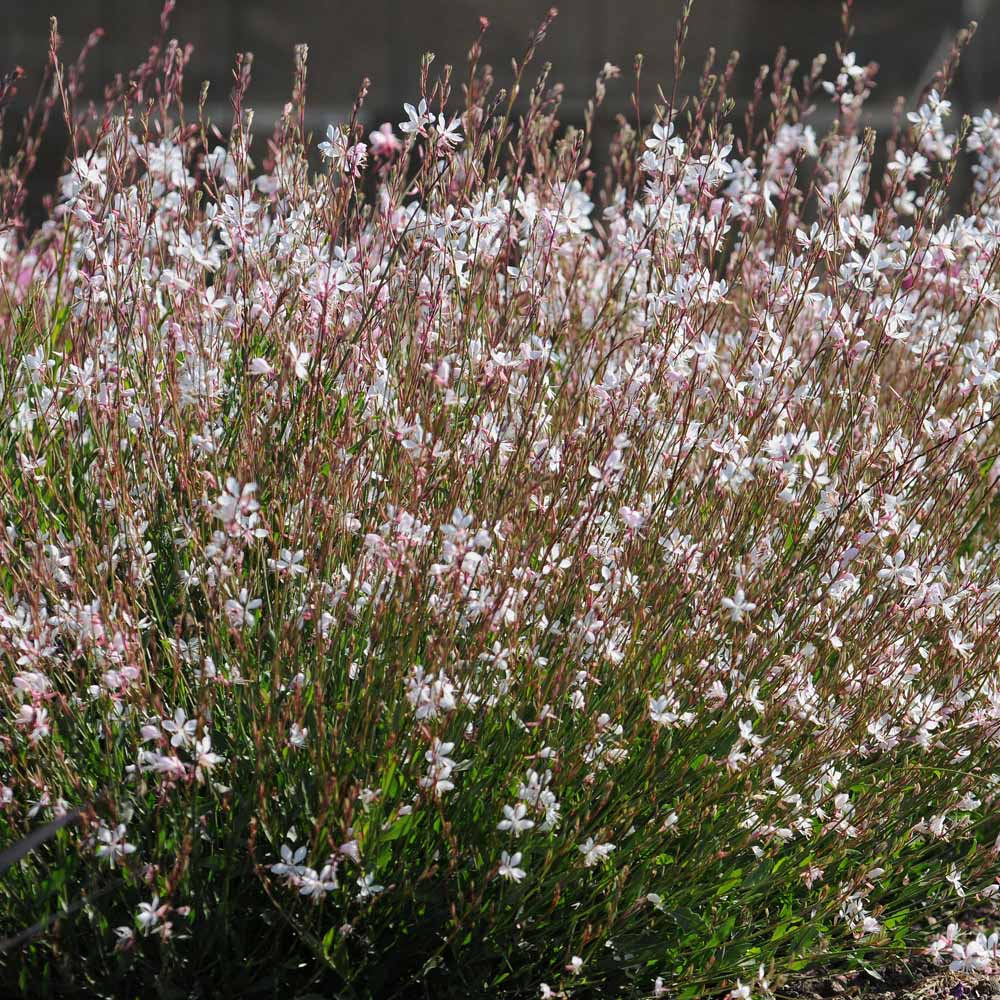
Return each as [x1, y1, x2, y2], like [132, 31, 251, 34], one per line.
[727, 980, 752, 1000]
[949, 938, 991, 973]
[399, 99, 433, 136]
[578, 837, 616, 867]
[161, 707, 197, 748]
[356, 872, 385, 899]
[113, 925, 135, 951]
[644, 120, 683, 163]
[298, 865, 338, 899]
[498, 850, 526, 882]
[948, 630, 973, 658]
[136, 896, 164, 934]
[288, 342, 311, 380]
[649, 694, 692, 727]
[497, 803, 535, 837]
[95, 824, 136, 865]
[721, 588, 756, 623]
[946, 865, 966, 898]
[270, 844, 307, 878]
[419, 739, 459, 796]
[877, 549, 919, 587]
[267, 548, 307, 576]
[434, 114, 463, 151]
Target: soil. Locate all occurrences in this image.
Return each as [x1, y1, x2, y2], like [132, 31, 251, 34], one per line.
[784, 959, 1000, 1000]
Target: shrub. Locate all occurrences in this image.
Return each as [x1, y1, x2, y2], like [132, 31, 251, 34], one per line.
[2, 6, 1000, 998]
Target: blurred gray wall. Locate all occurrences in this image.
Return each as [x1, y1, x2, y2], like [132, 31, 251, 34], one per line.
[4, 0, 999, 128]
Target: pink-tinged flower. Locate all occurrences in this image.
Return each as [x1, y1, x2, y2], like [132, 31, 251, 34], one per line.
[113, 926, 135, 952]
[15, 704, 50, 743]
[369, 123, 401, 158]
[318, 125, 368, 178]
[194, 735, 224, 783]
[214, 478, 259, 526]
[12, 671, 50, 696]
[141, 752, 187, 781]
[136, 895, 168, 935]
[225, 589, 262, 630]
[434, 114, 462, 152]
[140, 722, 162, 742]
[337, 840, 360, 865]
[800, 865, 824, 888]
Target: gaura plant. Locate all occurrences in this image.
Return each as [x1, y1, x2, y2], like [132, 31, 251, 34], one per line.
[2, 4, 1000, 997]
